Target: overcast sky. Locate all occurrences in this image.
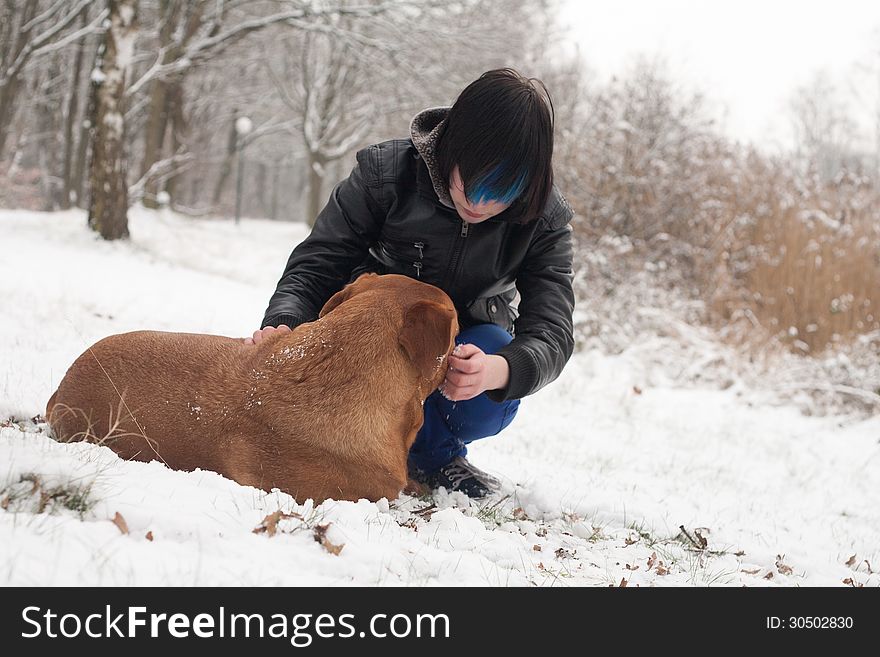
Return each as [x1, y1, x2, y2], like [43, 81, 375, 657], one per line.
[557, 0, 880, 150]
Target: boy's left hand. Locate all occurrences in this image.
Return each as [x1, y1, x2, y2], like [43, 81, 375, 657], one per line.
[440, 343, 510, 401]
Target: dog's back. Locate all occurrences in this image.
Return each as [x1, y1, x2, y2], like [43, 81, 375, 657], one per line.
[47, 331, 255, 473]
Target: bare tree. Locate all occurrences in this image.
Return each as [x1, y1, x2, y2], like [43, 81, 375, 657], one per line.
[790, 72, 859, 182]
[138, 0, 210, 208]
[264, 28, 374, 227]
[61, 5, 91, 209]
[88, 0, 138, 240]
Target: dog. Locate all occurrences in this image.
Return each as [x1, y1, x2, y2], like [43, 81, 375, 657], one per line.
[46, 273, 458, 503]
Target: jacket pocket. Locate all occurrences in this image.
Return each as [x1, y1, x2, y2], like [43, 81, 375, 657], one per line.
[467, 290, 517, 333]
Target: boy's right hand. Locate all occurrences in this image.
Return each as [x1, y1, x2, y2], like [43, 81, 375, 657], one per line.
[243, 324, 291, 345]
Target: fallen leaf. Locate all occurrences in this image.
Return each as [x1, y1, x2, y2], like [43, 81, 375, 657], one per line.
[619, 577, 628, 587]
[776, 555, 793, 576]
[741, 568, 761, 575]
[763, 571, 774, 580]
[734, 550, 746, 557]
[0, 496, 8, 510]
[647, 552, 658, 569]
[533, 545, 542, 552]
[656, 564, 669, 576]
[313, 523, 344, 555]
[624, 536, 638, 546]
[693, 528, 709, 549]
[112, 512, 129, 535]
[845, 554, 857, 567]
[555, 547, 576, 559]
[253, 510, 302, 537]
[632, 386, 642, 395]
[625, 563, 639, 571]
[145, 531, 153, 542]
[24, 474, 41, 495]
[512, 507, 528, 521]
[37, 491, 50, 513]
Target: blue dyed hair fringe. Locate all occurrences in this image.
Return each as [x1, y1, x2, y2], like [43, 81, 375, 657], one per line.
[467, 164, 529, 206]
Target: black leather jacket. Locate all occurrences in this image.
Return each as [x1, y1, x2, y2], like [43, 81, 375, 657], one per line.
[262, 138, 575, 402]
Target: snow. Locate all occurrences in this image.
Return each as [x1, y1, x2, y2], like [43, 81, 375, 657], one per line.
[1, 207, 878, 587]
[235, 116, 253, 136]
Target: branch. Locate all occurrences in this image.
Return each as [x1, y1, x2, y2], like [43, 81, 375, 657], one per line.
[126, 0, 424, 95]
[128, 149, 196, 205]
[241, 118, 302, 147]
[30, 9, 108, 58]
[1, 0, 93, 85]
[20, 0, 68, 32]
[775, 382, 880, 407]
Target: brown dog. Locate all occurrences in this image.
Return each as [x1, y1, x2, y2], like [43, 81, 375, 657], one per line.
[46, 273, 458, 503]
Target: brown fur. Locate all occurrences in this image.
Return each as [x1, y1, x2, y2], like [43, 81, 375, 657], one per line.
[46, 274, 458, 503]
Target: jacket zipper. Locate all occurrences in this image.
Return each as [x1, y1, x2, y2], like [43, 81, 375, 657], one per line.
[412, 241, 425, 278]
[442, 220, 469, 289]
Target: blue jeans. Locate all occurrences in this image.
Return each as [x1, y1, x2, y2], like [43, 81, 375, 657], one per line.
[407, 323, 520, 473]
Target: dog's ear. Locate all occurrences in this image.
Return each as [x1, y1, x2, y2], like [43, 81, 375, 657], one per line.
[319, 274, 379, 318]
[399, 300, 457, 384]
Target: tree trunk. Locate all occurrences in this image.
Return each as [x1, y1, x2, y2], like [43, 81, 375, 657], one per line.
[163, 79, 187, 204]
[72, 42, 101, 209]
[256, 160, 268, 217]
[87, 0, 138, 241]
[61, 7, 90, 209]
[270, 157, 281, 220]
[306, 151, 325, 229]
[139, 0, 207, 209]
[139, 78, 169, 208]
[36, 55, 62, 210]
[138, 0, 178, 209]
[211, 109, 239, 208]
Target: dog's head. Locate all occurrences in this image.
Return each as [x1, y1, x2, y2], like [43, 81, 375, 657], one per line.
[320, 274, 458, 389]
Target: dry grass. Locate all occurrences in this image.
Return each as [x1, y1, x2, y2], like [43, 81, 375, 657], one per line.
[708, 166, 880, 354]
[0, 473, 96, 518]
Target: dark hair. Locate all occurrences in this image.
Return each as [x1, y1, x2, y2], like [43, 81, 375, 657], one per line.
[436, 68, 555, 223]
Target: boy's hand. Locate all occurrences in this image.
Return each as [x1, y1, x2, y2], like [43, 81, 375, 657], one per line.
[440, 343, 510, 401]
[243, 324, 291, 345]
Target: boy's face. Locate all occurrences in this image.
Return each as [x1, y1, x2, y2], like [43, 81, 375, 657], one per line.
[449, 166, 513, 224]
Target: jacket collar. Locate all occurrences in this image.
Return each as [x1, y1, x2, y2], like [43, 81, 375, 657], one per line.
[410, 106, 455, 209]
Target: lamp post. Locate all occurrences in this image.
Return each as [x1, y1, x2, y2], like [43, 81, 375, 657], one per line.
[234, 116, 253, 224]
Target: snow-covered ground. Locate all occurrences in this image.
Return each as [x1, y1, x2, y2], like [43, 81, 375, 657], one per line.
[1, 207, 877, 586]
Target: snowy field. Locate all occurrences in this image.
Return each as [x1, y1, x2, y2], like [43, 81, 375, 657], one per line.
[1, 207, 877, 587]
